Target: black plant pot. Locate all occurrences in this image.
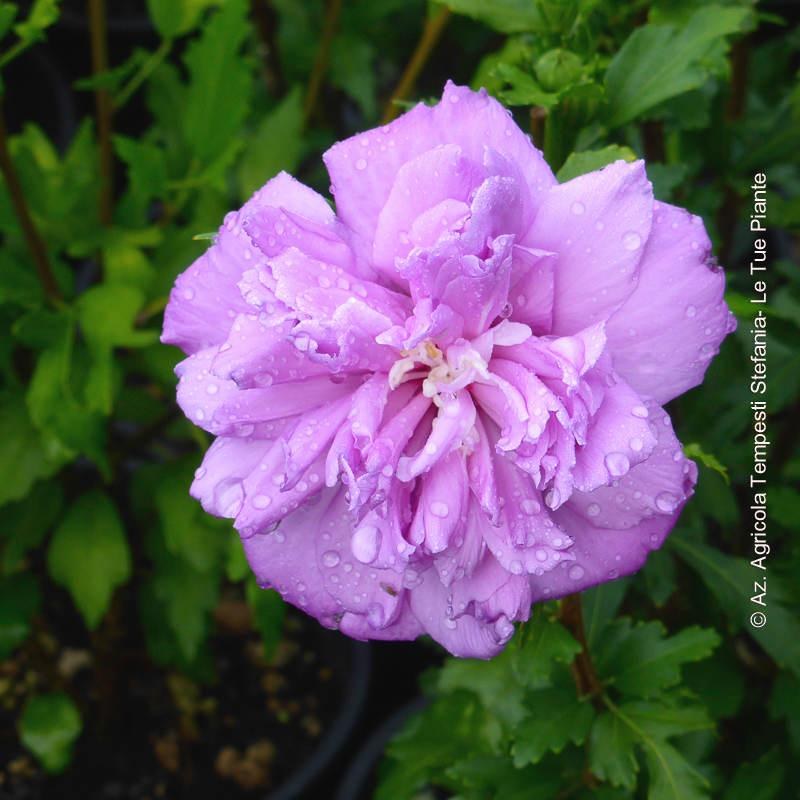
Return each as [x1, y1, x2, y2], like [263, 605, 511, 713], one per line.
[335, 697, 429, 800]
[268, 636, 371, 800]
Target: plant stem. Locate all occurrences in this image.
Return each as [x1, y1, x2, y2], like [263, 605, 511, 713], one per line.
[303, 0, 343, 127]
[88, 0, 113, 227]
[559, 593, 604, 705]
[113, 38, 173, 111]
[0, 103, 62, 303]
[381, 6, 451, 124]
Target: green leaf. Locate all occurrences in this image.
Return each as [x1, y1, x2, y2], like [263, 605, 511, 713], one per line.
[596, 619, 720, 698]
[671, 532, 800, 676]
[590, 711, 639, 789]
[246, 580, 285, 660]
[641, 548, 678, 607]
[511, 686, 595, 766]
[607, 698, 714, 800]
[376, 691, 498, 800]
[0, 3, 17, 40]
[0, 251, 43, 307]
[512, 606, 581, 687]
[152, 553, 220, 662]
[0, 572, 41, 658]
[47, 491, 131, 629]
[605, 6, 751, 127]
[582, 578, 630, 649]
[434, 0, 569, 34]
[769, 672, 800, 751]
[0, 390, 62, 507]
[447, 755, 562, 800]
[1, 481, 63, 571]
[237, 86, 305, 198]
[556, 145, 638, 182]
[183, 0, 252, 162]
[147, 0, 219, 38]
[12, 0, 59, 44]
[18, 693, 82, 773]
[683, 442, 729, 484]
[723, 747, 784, 800]
[114, 135, 169, 213]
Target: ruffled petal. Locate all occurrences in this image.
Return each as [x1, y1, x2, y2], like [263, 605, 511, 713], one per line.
[323, 81, 556, 251]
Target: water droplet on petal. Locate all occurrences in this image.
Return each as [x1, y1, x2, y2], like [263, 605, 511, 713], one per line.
[586, 502, 601, 517]
[655, 491, 678, 513]
[685, 305, 697, 318]
[521, 498, 540, 516]
[622, 231, 641, 251]
[430, 501, 449, 518]
[571, 201, 585, 215]
[252, 494, 271, 509]
[629, 437, 643, 452]
[605, 452, 630, 477]
[352, 524, 380, 564]
[355, 158, 367, 170]
[631, 405, 649, 418]
[568, 564, 585, 581]
[322, 550, 340, 568]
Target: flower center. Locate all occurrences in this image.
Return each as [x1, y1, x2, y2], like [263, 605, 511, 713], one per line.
[388, 338, 490, 401]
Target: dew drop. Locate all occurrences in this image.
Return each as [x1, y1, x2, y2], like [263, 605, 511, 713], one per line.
[322, 550, 340, 568]
[252, 494, 272, 509]
[631, 405, 649, 418]
[568, 564, 585, 581]
[355, 158, 367, 171]
[685, 305, 697, 318]
[605, 452, 630, 477]
[655, 491, 678, 513]
[521, 498, 540, 516]
[586, 502, 601, 517]
[629, 437, 644, 452]
[622, 231, 641, 251]
[430, 501, 449, 518]
[352, 524, 380, 563]
[205, 383, 219, 395]
[571, 201, 585, 215]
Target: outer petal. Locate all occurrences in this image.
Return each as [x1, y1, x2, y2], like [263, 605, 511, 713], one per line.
[524, 160, 653, 335]
[162, 172, 332, 354]
[408, 567, 516, 659]
[323, 81, 556, 249]
[605, 201, 737, 403]
[536, 405, 698, 603]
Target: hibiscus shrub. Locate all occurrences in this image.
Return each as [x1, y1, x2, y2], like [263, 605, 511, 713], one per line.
[0, 0, 798, 796]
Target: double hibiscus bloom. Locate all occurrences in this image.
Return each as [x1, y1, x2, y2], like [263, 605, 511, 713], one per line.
[163, 83, 734, 658]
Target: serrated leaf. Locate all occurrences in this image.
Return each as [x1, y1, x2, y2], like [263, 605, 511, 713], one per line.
[377, 691, 498, 800]
[237, 86, 305, 197]
[183, 0, 252, 162]
[683, 442, 729, 484]
[605, 6, 751, 127]
[590, 712, 639, 789]
[18, 693, 81, 773]
[607, 699, 714, 800]
[597, 619, 720, 698]
[447, 755, 561, 800]
[47, 491, 131, 629]
[511, 687, 595, 766]
[513, 606, 581, 687]
[556, 146, 638, 182]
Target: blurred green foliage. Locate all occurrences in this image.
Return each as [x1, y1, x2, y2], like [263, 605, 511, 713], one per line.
[0, 0, 797, 791]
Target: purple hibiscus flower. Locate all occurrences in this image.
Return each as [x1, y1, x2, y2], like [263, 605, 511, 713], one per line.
[162, 82, 735, 658]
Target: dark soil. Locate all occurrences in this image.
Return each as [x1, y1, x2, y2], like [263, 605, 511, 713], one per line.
[0, 606, 357, 800]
